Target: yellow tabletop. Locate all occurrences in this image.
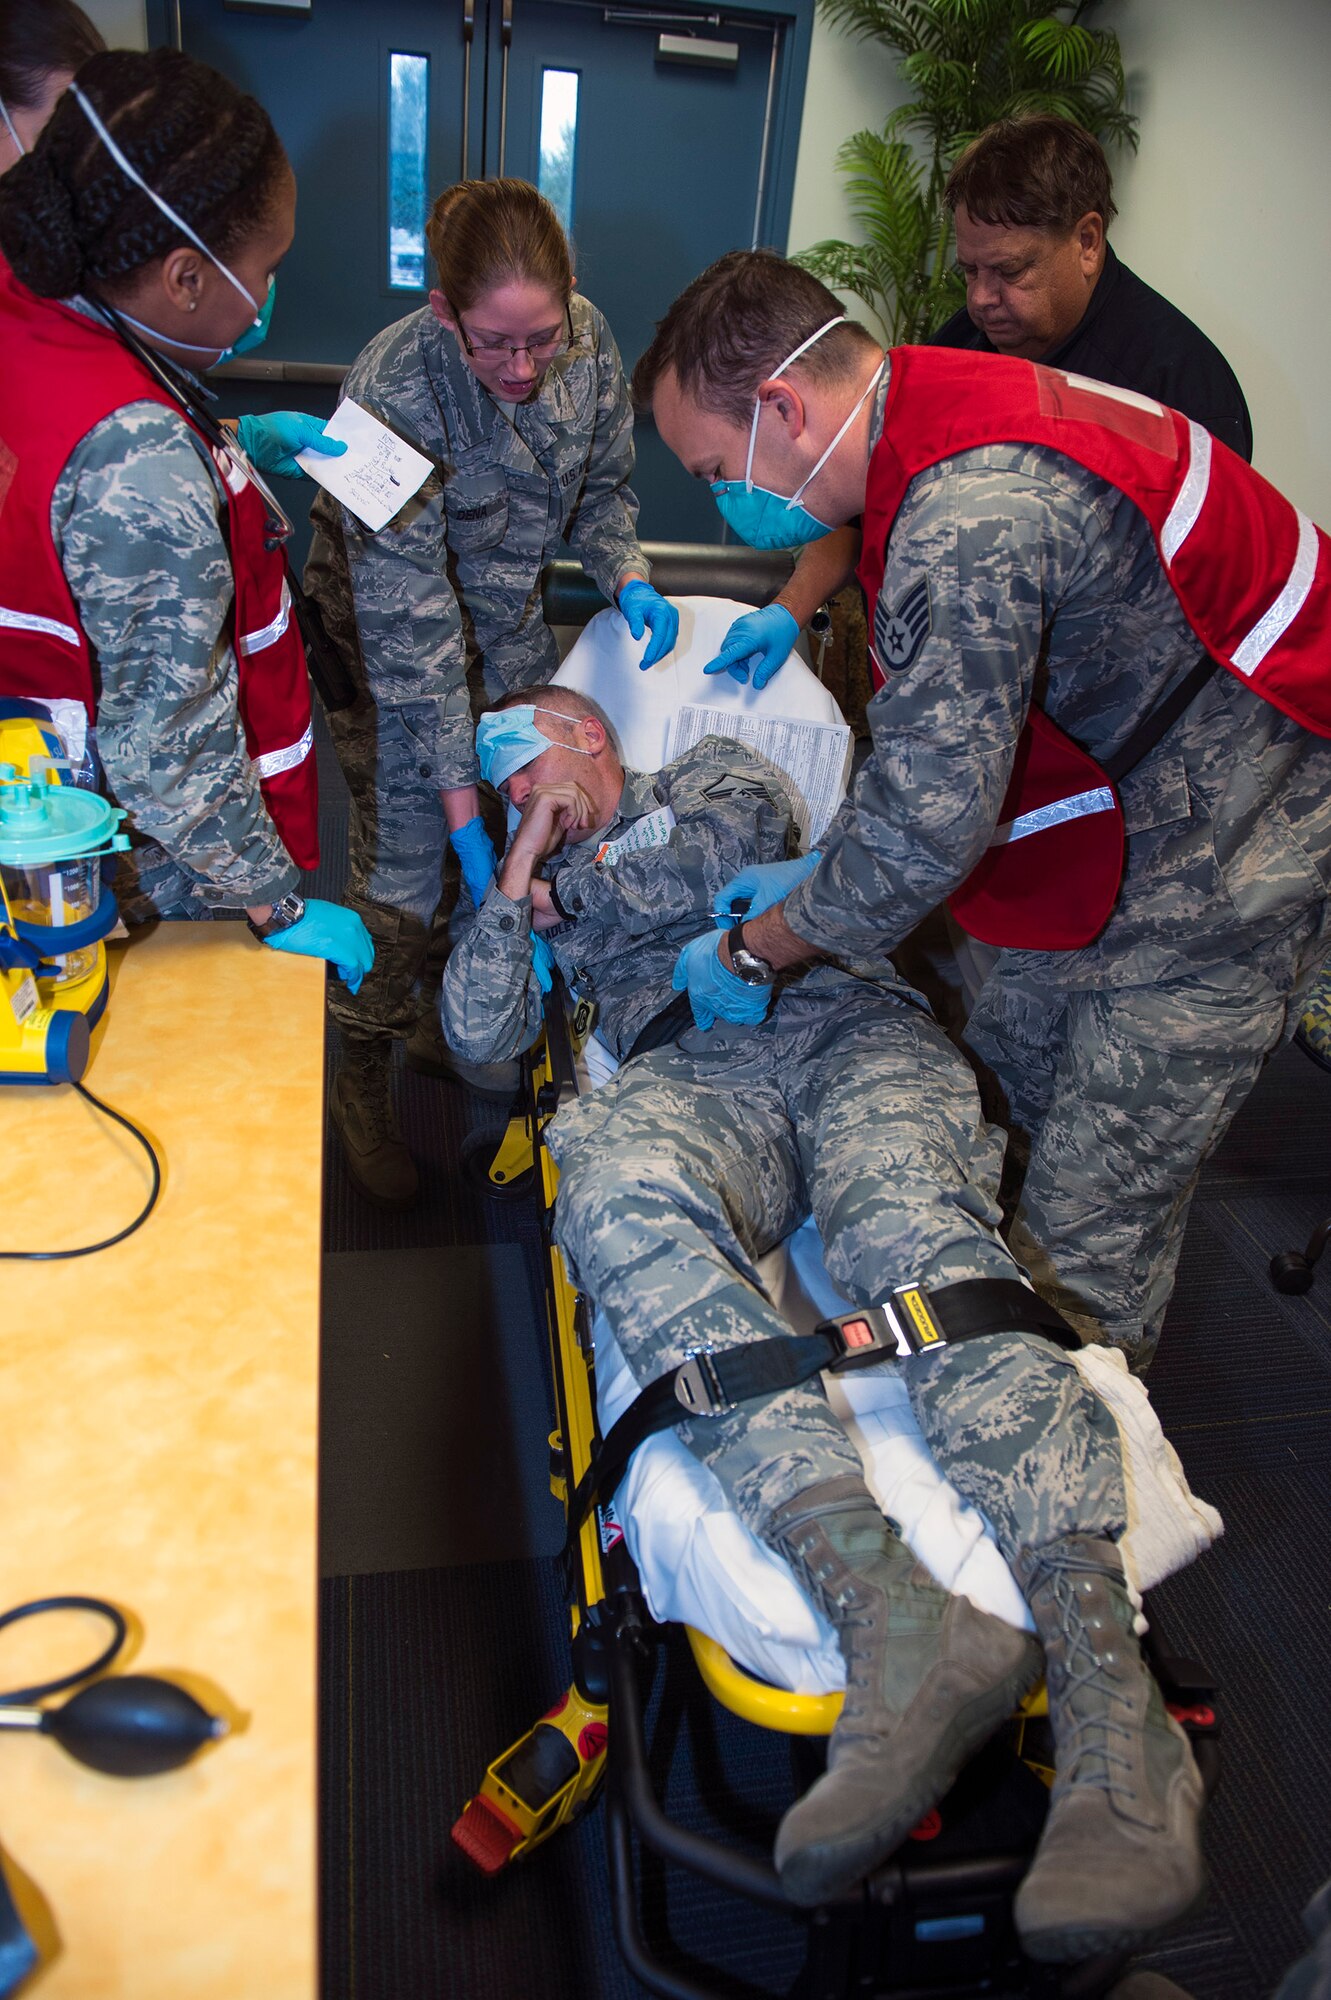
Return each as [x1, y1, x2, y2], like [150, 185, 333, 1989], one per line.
[0, 925, 325, 1999]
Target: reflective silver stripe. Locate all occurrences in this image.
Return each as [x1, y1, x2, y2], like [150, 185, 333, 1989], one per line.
[990, 786, 1117, 848]
[238, 580, 292, 657]
[1161, 419, 1212, 567]
[0, 604, 81, 647]
[1062, 373, 1164, 417]
[1231, 510, 1319, 676]
[254, 720, 313, 779]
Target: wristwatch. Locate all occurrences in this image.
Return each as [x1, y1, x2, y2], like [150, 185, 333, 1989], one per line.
[246, 892, 306, 942]
[726, 923, 776, 986]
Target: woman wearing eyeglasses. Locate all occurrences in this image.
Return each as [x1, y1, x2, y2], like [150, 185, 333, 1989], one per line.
[306, 176, 675, 1209]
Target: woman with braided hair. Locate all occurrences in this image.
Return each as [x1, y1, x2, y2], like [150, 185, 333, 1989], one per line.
[0, 0, 338, 483]
[0, 45, 371, 990]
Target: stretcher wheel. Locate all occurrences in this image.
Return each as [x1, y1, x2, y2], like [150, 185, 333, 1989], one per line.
[460, 1126, 536, 1201]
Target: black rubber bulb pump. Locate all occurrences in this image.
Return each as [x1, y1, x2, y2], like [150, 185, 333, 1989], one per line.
[41, 1675, 225, 1777]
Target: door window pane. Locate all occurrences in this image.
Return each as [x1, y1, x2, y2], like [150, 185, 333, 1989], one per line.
[388, 52, 429, 290]
[538, 69, 579, 236]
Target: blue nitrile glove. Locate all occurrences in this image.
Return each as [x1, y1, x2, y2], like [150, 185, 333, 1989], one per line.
[235, 411, 348, 481]
[703, 603, 800, 690]
[714, 851, 820, 924]
[531, 931, 555, 994]
[671, 931, 773, 1032]
[264, 899, 374, 994]
[618, 579, 680, 669]
[450, 815, 498, 907]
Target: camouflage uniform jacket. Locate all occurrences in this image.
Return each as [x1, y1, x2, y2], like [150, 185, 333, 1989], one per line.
[784, 374, 1331, 989]
[442, 734, 922, 1064]
[303, 295, 646, 792]
[51, 387, 298, 906]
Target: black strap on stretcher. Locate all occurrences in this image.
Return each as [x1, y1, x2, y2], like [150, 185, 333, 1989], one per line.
[1101, 650, 1217, 786]
[565, 1277, 1079, 1552]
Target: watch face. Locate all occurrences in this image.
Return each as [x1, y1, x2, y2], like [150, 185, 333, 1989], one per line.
[731, 947, 774, 985]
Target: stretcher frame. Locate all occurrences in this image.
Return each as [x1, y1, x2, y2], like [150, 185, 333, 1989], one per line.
[451, 978, 1222, 2000]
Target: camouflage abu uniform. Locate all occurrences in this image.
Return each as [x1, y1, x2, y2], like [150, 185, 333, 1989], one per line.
[49, 395, 300, 918]
[443, 734, 1125, 1556]
[304, 294, 647, 1041]
[781, 375, 1331, 1368]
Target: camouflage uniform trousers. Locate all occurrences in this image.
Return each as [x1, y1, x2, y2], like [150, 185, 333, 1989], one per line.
[963, 936, 1325, 1371]
[324, 683, 520, 1045]
[549, 997, 1125, 1560]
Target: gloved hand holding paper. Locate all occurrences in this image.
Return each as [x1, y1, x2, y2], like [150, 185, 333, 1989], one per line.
[295, 399, 433, 532]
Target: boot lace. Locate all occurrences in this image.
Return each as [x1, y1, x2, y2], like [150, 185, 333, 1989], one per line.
[1040, 1561, 1136, 1804]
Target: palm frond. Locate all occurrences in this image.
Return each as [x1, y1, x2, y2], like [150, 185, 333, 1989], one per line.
[1017, 18, 1097, 81]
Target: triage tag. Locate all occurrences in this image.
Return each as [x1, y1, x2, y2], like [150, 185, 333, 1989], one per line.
[593, 804, 676, 870]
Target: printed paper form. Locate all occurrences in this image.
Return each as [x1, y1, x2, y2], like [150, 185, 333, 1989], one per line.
[294, 399, 433, 533]
[664, 704, 852, 849]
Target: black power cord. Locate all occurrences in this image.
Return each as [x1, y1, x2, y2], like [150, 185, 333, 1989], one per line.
[0, 1079, 161, 1260]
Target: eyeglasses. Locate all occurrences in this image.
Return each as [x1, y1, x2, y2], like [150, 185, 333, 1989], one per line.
[451, 300, 574, 363]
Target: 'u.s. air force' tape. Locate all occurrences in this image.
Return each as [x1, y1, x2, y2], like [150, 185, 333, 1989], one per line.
[594, 804, 676, 869]
[989, 785, 1117, 847]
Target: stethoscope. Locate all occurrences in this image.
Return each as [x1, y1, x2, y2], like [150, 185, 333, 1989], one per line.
[82, 295, 295, 553]
[0, 1597, 227, 1996]
[78, 295, 357, 713]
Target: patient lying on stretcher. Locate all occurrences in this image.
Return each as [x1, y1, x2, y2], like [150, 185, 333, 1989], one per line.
[441, 686, 1208, 1963]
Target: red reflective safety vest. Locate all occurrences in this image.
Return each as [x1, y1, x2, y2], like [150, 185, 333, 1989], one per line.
[0, 255, 318, 869]
[856, 346, 1331, 949]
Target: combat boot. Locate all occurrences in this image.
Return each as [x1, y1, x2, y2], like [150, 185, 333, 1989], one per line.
[765, 1475, 1043, 1906]
[404, 1009, 521, 1103]
[1011, 1534, 1206, 1962]
[330, 1037, 419, 1210]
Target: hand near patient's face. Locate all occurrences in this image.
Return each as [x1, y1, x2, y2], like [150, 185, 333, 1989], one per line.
[515, 780, 599, 859]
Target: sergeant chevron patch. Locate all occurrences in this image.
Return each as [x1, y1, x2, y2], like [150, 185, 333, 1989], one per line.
[874, 575, 932, 675]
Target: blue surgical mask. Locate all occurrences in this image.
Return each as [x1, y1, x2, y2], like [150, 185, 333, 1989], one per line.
[69, 82, 268, 362]
[113, 275, 275, 365]
[711, 315, 884, 550]
[219, 276, 276, 360]
[476, 705, 595, 791]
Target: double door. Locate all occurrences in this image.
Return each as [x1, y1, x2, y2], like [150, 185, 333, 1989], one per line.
[165, 0, 810, 539]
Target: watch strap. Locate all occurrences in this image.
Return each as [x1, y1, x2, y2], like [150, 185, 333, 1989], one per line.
[726, 922, 775, 984]
[247, 892, 305, 942]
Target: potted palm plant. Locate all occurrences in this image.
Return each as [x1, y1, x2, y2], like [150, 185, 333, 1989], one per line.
[795, 0, 1137, 343]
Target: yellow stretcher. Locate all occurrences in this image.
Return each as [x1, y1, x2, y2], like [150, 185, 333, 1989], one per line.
[449, 987, 1219, 2000]
[449, 558, 1220, 1997]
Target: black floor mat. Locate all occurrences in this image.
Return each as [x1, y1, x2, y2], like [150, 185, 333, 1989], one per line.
[320, 1244, 562, 1573]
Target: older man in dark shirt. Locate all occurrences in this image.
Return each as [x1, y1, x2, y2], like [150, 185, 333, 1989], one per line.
[933, 114, 1252, 462]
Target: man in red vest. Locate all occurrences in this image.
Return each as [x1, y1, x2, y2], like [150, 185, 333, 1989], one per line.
[632, 251, 1331, 1376]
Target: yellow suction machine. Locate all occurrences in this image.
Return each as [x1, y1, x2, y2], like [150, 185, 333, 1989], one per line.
[0, 708, 129, 1085]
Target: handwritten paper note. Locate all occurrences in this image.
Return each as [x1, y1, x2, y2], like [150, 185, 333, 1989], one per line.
[664, 705, 852, 849]
[295, 399, 433, 533]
